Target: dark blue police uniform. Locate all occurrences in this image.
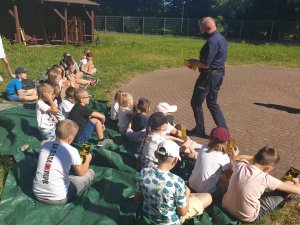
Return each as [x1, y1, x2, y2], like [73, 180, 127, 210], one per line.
[190, 31, 228, 135]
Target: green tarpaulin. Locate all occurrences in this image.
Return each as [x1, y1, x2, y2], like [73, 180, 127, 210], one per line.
[0, 100, 239, 225]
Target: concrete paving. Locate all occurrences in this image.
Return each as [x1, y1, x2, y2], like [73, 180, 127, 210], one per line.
[118, 65, 300, 178]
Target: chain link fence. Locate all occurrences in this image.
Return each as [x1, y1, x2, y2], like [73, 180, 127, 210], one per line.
[95, 16, 300, 42]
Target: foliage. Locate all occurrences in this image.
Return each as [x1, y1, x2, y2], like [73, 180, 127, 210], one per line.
[0, 31, 300, 224]
[97, 0, 300, 21]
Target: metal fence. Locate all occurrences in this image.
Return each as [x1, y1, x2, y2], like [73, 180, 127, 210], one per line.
[95, 16, 300, 42]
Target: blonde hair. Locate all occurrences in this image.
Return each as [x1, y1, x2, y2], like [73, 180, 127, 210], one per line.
[56, 119, 78, 139]
[207, 142, 228, 154]
[84, 48, 91, 55]
[119, 92, 133, 108]
[74, 88, 88, 103]
[47, 68, 61, 97]
[37, 83, 54, 99]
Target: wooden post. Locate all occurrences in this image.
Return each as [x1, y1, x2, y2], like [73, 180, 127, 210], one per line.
[85, 10, 95, 42]
[75, 17, 78, 43]
[13, 4, 21, 44]
[64, 8, 68, 44]
[91, 10, 94, 41]
[53, 8, 68, 44]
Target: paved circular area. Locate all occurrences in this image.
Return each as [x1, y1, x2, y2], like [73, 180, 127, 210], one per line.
[119, 65, 300, 178]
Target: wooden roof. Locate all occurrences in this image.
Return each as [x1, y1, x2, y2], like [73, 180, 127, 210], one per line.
[37, 0, 99, 6]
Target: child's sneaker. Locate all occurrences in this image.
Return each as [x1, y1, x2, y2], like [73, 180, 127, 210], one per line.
[97, 138, 113, 147]
[90, 79, 98, 86]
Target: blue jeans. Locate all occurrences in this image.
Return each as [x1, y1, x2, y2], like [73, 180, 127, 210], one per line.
[191, 69, 227, 133]
[76, 120, 95, 143]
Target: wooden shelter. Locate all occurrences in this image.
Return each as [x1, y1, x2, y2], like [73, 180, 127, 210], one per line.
[0, 0, 99, 45]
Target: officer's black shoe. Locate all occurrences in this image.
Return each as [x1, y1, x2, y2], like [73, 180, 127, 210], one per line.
[187, 128, 209, 139]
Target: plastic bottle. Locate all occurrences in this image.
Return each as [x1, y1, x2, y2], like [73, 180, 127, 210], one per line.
[181, 125, 187, 141]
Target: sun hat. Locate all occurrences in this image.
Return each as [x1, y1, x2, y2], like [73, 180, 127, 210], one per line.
[156, 140, 181, 161]
[155, 102, 177, 115]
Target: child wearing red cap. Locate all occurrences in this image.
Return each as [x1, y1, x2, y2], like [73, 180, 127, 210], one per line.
[188, 127, 232, 199]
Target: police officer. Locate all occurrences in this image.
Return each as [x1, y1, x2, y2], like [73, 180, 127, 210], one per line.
[187, 17, 228, 138]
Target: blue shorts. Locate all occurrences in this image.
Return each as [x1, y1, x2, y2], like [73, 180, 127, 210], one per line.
[6, 90, 27, 102]
[76, 120, 95, 143]
[6, 94, 20, 102]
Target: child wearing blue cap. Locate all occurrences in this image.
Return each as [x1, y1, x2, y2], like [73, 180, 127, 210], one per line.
[6, 67, 37, 102]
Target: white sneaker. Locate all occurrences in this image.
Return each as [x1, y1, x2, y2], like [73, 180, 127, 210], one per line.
[0, 75, 3, 82]
[97, 139, 113, 147]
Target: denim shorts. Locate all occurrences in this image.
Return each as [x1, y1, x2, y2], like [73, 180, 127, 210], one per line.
[6, 94, 20, 102]
[76, 120, 95, 143]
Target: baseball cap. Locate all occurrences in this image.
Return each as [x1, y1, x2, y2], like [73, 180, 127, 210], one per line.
[210, 127, 230, 143]
[156, 140, 181, 161]
[148, 112, 167, 130]
[63, 52, 71, 58]
[15, 67, 28, 74]
[155, 102, 177, 115]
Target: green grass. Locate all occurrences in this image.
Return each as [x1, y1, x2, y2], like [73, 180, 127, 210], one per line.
[0, 32, 300, 224]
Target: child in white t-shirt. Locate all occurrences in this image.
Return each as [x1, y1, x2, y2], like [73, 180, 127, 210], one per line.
[189, 127, 231, 199]
[110, 90, 123, 120]
[56, 86, 76, 121]
[117, 92, 133, 134]
[141, 112, 195, 168]
[79, 48, 90, 69]
[36, 83, 58, 142]
[33, 119, 94, 204]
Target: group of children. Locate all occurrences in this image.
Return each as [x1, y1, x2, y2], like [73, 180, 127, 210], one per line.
[32, 85, 300, 224]
[106, 90, 299, 224]
[2, 50, 299, 224]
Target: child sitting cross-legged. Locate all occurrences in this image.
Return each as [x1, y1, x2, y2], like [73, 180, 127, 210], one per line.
[188, 127, 232, 199]
[68, 88, 113, 147]
[135, 139, 212, 225]
[36, 83, 58, 142]
[222, 146, 300, 223]
[56, 86, 76, 122]
[33, 119, 94, 204]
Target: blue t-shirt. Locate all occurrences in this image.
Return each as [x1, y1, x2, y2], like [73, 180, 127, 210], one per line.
[6, 78, 23, 95]
[136, 167, 187, 225]
[132, 113, 149, 132]
[200, 31, 227, 69]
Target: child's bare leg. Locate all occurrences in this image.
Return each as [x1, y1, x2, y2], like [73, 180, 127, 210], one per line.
[19, 95, 38, 102]
[23, 89, 37, 96]
[2, 58, 13, 77]
[76, 79, 90, 85]
[90, 118, 104, 140]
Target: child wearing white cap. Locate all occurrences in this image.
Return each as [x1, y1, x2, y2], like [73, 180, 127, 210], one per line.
[155, 102, 177, 126]
[135, 139, 212, 225]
